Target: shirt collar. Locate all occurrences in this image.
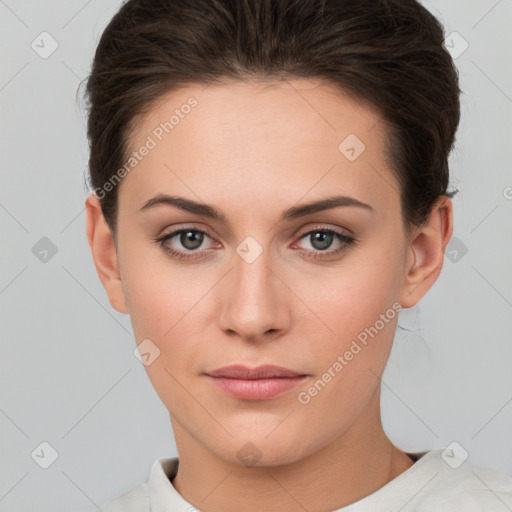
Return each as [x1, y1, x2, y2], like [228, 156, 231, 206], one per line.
[148, 457, 197, 511]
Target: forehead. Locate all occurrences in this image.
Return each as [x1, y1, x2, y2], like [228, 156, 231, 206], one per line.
[129, 78, 383, 150]
[120, 78, 398, 217]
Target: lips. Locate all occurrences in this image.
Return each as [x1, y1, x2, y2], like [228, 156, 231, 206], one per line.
[205, 365, 308, 400]
[206, 364, 304, 379]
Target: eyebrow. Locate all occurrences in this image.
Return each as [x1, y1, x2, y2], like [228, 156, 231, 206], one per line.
[138, 193, 374, 224]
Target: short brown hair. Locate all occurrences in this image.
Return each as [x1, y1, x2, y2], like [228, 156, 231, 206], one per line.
[84, 0, 460, 236]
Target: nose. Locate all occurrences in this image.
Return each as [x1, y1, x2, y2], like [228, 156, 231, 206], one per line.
[217, 246, 291, 343]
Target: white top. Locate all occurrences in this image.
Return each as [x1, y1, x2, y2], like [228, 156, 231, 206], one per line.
[96, 450, 512, 511]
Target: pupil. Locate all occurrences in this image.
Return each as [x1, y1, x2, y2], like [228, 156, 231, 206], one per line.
[182, 231, 203, 250]
[312, 231, 332, 250]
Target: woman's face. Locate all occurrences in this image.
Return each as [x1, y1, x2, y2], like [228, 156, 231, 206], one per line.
[90, 79, 429, 466]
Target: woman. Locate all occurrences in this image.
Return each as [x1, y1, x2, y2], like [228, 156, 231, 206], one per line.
[83, 0, 512, 510]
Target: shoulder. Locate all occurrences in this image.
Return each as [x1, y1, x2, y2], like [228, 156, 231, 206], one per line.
[344, 450, 512, 512]
[408, 450, 512, 511]
[88, 456, 180, 512]
[96, 482, 150, 512]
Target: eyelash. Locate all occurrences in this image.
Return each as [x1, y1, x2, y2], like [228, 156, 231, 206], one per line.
[152, 225, 357, 261]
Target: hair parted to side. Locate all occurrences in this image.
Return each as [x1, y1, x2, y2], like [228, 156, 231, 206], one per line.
[84, 0, 460, 238]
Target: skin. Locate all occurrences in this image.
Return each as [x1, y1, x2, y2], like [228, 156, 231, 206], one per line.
[85, 79, 453, 511]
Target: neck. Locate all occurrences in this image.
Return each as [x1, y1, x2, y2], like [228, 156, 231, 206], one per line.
[170, 388, 414, 512]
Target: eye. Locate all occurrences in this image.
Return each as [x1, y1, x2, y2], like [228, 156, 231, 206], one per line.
[173, 230, 206, 250]
[153, 227, 217, 260]
[294, 227, 356, 260]
[153, 225, 357, 261]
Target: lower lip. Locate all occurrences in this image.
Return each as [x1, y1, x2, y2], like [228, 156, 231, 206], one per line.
[206, 375, 307, 400]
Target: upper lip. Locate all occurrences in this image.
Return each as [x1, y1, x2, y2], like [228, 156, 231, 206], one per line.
[206, 365, 305, 379]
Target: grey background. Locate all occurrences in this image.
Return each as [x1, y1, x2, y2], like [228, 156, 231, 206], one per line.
[1, 0, 511, 510]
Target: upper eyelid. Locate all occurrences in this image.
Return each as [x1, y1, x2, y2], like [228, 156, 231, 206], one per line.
[160, 223, 350, 236]
[159, 225, 215, 241]
[299, 223, 353, 237]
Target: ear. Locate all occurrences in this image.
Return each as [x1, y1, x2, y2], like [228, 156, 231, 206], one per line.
[400, 196, 453, 308]
[85, 193, 129, 314]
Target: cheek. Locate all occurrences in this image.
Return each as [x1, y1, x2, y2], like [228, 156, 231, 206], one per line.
[307, 243, 405, 344]
[293, 266, 401, 437]
[292, 240, 405, 403]
[125, 276, 179, 342]
[122, 256, 214, 373]
[120, 235, 206, 341]
[123, 265, 207, 410]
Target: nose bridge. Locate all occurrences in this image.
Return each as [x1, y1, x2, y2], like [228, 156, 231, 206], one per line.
[218, 239, 288, 340]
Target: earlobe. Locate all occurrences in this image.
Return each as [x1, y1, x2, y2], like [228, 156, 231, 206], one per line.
[400, 197, 453, 308]
[85, 193, 129, 314]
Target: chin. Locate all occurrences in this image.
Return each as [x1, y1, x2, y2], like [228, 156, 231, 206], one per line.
[208, 431, 314, 469]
